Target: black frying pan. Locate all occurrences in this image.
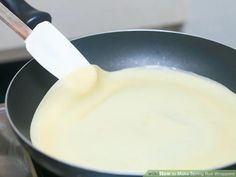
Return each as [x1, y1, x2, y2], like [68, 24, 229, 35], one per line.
[3, 1, 236, 177]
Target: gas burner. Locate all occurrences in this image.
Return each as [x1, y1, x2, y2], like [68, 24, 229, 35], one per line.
[0, 104, 58, 177]
[0, 104, 34, 177]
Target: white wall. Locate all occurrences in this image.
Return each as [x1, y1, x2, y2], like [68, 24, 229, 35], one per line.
[182, 0, 236, 49]
[0, 0, 187, 62]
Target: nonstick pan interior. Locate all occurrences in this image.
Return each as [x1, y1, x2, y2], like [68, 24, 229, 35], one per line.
[6, 30, 236, 176]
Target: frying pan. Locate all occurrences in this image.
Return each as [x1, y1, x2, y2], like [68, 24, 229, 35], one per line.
[3, 0, 236, 177]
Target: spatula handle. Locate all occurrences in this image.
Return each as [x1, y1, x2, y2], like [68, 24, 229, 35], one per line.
[0, 2, 31, 39]
[0, 0, 51, 29]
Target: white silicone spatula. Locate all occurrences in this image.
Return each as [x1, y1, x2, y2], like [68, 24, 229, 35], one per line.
[0, 3, 90, 79]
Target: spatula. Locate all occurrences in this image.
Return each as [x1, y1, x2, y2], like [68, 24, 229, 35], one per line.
[0, 2, 90, 79]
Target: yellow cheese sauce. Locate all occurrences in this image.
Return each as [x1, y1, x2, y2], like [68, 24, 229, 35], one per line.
[30, 65, 236, 173]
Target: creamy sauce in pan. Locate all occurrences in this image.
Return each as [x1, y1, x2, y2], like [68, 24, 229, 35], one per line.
[30, 66, 236, 173]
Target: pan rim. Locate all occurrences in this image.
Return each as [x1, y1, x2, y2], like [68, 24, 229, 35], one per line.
[5, 29, 236, 176]
[72, 28, 236, 51]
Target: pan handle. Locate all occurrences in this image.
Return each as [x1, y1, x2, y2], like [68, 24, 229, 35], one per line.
[0, 0, 51, 29]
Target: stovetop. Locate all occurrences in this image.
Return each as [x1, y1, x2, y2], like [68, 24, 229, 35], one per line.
[0, 104, 37, 177]
[0, 61, 64, 177]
